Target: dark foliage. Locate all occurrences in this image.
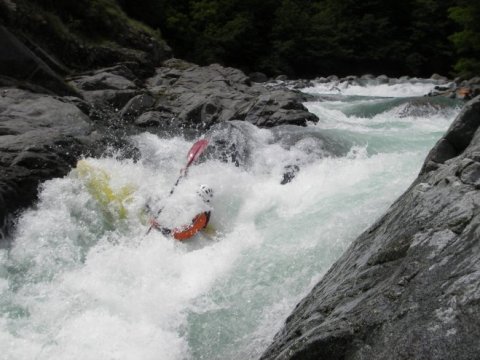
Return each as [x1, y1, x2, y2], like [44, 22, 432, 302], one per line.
[449, 0, 480, 78]
[120, 0, 476, 78]
[2, 0, 477, 78]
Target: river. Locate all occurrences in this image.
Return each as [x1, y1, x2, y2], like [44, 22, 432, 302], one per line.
[0, 79, 460, 359]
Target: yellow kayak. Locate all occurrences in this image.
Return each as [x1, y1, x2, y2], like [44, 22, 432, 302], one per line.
[75, 160, 136, 221]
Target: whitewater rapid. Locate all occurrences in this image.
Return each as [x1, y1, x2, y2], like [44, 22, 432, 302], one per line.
[0, 80, 460, 360]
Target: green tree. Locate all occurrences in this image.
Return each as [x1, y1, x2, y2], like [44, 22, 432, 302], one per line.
[449, 1, 480, 77]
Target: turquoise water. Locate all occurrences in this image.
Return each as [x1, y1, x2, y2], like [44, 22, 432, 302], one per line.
[0, 81, 460, 359]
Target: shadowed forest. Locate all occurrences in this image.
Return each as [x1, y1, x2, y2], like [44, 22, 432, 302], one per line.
[122, 0, 479, 78]
[1, 0, 479, 77]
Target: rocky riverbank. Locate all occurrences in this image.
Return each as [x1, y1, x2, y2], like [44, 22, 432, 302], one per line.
[259, 96, 480, 359]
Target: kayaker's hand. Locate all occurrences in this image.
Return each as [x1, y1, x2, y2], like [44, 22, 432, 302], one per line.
[149, 218, 172, 236]
[148, 218, 160, 229]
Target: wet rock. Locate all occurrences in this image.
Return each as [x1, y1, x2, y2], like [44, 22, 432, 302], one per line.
[202, 121, 254, 167]
[80, 89, 140, 109]
[431, 73, 449, 82]
[422, 96, 480, 173]
[281, 164, 300, 185]
[134, 110, 174, 128]
[460, 162, 480, 187]
[315, 77, 329, 83]
[69, 71, 137, 91]
[243, 91, 318, 127]
[361, 74, 375, 80]
[466, 77, 480, 86]
[270, 125, 351, 158]
[260, 96, 480, 360]
[276, 75, 288, 81]
[0, 88, 99, 237]
[376, 74, 389, 84]
[427, 77, 479, 101]
[144, 61, 318, 130]
[398, 97, 459, 118]
[292, 80, 314, 89]
[67, 65, 145, 108]
[342, 75, 358, 83]
[118, 93, 155, 120]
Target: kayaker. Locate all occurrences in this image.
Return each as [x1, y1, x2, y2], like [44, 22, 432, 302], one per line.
[149, 184, 214, 241]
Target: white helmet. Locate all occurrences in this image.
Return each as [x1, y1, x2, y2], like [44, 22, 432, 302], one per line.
[197, 184, 213, 203]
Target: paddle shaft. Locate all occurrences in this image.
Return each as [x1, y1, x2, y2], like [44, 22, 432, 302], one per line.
[146, 139, 208, 234]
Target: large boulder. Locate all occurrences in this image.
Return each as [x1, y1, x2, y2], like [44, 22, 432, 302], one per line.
[260, 96, 480, 360]
[145, 59, 318, 130]
[0, 88, 99, 238]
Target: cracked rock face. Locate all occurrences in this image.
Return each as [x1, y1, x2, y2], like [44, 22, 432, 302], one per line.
[260, 96, 480, 360]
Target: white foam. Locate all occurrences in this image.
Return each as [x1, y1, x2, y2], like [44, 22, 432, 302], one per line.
[303, 80, 448, 97]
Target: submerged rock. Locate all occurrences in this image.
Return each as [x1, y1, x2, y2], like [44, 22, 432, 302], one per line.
[260, 96, 480, 360]
[202, 121, 252, 167]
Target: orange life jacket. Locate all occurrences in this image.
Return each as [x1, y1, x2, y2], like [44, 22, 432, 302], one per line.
[172, 211, 211, 241]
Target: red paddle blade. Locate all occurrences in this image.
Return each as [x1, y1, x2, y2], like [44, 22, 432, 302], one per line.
[186, 139, 208, 167]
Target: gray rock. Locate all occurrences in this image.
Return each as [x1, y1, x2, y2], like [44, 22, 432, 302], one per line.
[276, 75, 288, 81]
[376, 74, 389, 84]
[342, 75, 358, 83]
[134, 110, 174, 128]
[361, 74, 375, 80]
[144, 62, 318, 129]
[422, 96, 480, 171]
[67, 66, 145, 109]
[315, 77, 329, 84]
[270, 125, 351, 157]
[260, 96, 480, 360]
[0, 88, 99, 237]
[80, 89, 140, 109]
[69, 72, 137, 91]
[431, 73, 449, 82]
[243, 91, 318, 127]
[118, 93, 155, 120]
[202, 120, 254, 167]
[467, 77, 480, 86]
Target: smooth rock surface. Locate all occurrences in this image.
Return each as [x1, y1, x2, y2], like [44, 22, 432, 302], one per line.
[260, 96, 480, 360]
[0, 88, 98, 238]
